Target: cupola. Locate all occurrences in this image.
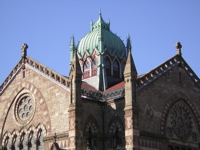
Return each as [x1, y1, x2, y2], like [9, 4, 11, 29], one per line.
[71, 11, 131, 91]
[77, 11, 127, 59]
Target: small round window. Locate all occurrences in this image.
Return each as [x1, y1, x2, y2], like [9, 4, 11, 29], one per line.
[15, 94, 35, 125]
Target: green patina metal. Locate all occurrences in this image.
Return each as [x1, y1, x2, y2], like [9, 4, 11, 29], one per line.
[77, 12, 126, 58]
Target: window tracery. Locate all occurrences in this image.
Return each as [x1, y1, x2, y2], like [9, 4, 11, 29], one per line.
[2, 126, 45, 150]
[83, 60, 90, 70]
[15, 94, 35, 125]
[2, 136, 9, 150]
[84, 116, 99, 150]
[36, 129, 44, 150]
[19, 132, 25, 150]
[105, 57, 111, 76]
[92, 58, 98, 66]
[121, 62, 126, 78]
[91, 58, 98, 76]
[28, 131, 35, 150]
[109, 117, 124, 149]
[113, 60, 119, 78]
[83, 60, 91, 79]
[11, 134, 17, 150]
[166, 101, 198, 142]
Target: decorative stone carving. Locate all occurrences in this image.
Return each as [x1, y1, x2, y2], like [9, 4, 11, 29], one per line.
[144, 105, 154, 119]
[15, 93, 35, 125]
[21, 43, 28, 58]
[165, 101, 198, 141]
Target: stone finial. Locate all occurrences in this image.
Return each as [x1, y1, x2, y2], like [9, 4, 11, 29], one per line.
[99, 9, 102, 17]
[21, 43, 28, 58]
[175, 42, 182, 56]
[127, 34, 132, 52]
[90, 20, 93, 31]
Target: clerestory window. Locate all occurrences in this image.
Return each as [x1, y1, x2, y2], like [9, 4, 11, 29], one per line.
[113, 60, 119, 78]
[91, 58, 98, 76]
[83, 60, 91, 79]
[105, 57, 111, 76]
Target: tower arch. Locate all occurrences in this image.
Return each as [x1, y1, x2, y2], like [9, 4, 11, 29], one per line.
[104, 56, 112, 76]
[112, 58, 120, 78]
[83, 58, 91, 79]
[75, 12, 128, 91]
[83, 115, 100, 149]
[108, 115, 125, 149]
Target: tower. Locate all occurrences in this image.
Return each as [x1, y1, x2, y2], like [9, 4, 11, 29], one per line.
[123, 37, 139, 150]
[76, 12, 127, 91]
[68, 50, 83, 149]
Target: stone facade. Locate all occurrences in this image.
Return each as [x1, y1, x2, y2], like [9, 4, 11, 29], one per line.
[0, 15, 200, 150]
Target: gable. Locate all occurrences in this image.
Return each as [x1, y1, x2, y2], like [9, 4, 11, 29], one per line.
[0, 56, 70, 96]
[137, 55, 200, 135]
[0, 56, 72, 138]
[136, 55, 200, 91]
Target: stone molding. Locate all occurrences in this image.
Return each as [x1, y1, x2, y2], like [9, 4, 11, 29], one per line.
[43, 133, 69, 142]
[160, 92, 200, 136]
[137, 55, 200, 90]
[0, 59, 23, 95]
[140, 130, 167, 141]
[2, 123, 47, 147]
[0, 81, 51, 137]
[0, 56, 71, 95]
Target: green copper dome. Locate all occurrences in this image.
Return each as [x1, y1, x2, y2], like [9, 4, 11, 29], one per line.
[77, 12, 126, 58]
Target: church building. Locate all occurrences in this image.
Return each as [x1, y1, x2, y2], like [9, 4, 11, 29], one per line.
[0, 12, 200, 150]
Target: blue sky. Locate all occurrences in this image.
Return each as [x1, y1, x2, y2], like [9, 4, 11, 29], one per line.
[1, 1, 200, 84]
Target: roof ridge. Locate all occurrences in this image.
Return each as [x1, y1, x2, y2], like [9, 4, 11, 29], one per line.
[136, 55, 180, 89]
[178, 56, 200, 86]
[25, 56, 70, 88]
[0, 59, 23, 94]
[0, 56, 71, 95]
[136, 55, 200, 89]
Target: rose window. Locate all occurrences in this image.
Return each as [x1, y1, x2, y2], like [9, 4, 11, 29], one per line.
[15, 95, 35, 124]
[166, 102, 192, 141]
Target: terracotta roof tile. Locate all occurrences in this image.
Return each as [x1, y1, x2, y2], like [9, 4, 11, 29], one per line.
[104, 82, 124, 94]
[81, 74, 147, 94]
[82, 82, 101, 93]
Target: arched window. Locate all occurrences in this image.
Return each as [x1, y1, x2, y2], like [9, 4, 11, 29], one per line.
[121, 62, 126, 78]
[105, 57, 111, 76]
[28, 131, 36, 150]
[92, 58, 98, 76]
[11, 134, 17, 150]
[36, 129, 44, 150]
[108, 116, 124, 149]
[83, 60, 90, 79]
[92, 58, 98, 66]
[2, 136, 9, 150]
[2, 126, 46, 150]
[19, 132, 25, 150]
[113, 59, 119, 78]
[83, 60, 90, 71]
[84, 115, 99, 150]
[112, 127, 121, 149]
[86, 127, 95, 149]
